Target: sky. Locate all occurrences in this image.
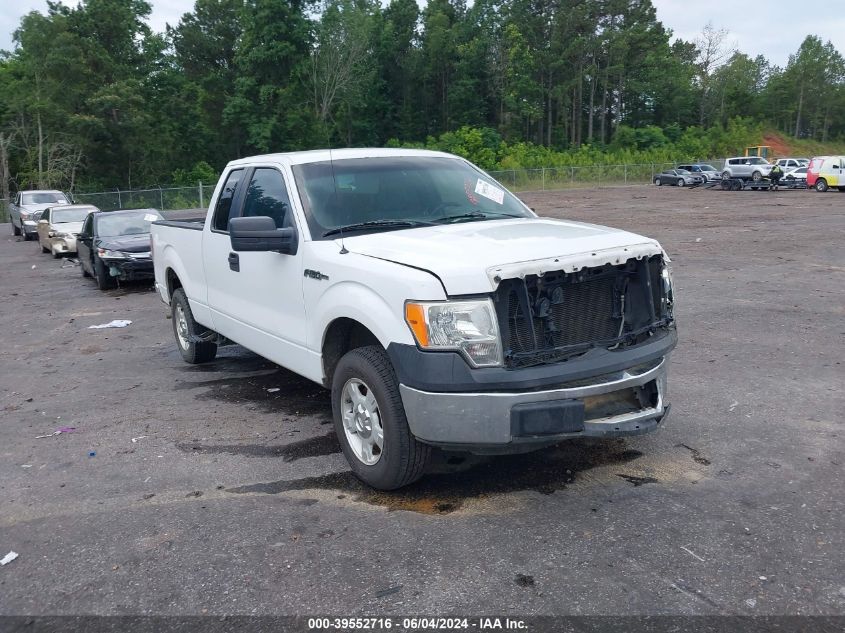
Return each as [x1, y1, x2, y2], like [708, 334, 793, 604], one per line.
[2, 0, 844, 68]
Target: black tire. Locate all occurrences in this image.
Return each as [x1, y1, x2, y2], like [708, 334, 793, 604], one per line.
[12, 222, 20, 236]
[331, 345, 431, 490]
[52, 249, 62, 259]
[676, 178, 685, 187]
[654, 178, 661, 186]
[21, 230, 32, 241]
[171, 288, 217, 364]
[838, 187, 845, 192]
[815, 179, 828, 192]
[721, 179, 731, 190]
[721, 171, 731, 180]
[94, 256, 117, 290]
[41, 243, 49, 254]
[752, 171, 762, 182]
[732, 180, 742, 191]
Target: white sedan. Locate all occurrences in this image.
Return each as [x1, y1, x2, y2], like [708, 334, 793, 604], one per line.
[37, 204, 99, 257]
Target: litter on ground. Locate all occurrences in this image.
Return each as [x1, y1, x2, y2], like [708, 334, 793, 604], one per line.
[0, 552, 18, 566]
[88, 320, 132, 329]
[35, 426, 76, 439]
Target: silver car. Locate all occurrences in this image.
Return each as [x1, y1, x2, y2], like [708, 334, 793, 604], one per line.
[9, 190, 71, 240]
[654, 169, 705, 187]
[721, 157, 773, 181]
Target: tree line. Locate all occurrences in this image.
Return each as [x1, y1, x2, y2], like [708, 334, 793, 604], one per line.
[1, 0, 843, 195]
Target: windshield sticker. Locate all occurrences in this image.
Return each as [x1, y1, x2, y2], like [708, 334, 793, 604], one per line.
[144, 214, 158, 222]
[475, 179, 505, 205]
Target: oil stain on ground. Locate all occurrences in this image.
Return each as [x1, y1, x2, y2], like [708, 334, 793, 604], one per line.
[227, 440, 644, 515]
[177, 432, 341, 462]
[174, 361, 331, 419]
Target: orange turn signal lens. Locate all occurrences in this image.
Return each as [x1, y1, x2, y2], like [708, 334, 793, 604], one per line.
[404, 302, 429, 347]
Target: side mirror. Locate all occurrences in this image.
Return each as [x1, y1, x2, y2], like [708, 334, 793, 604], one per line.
[229, 216, 298, 255]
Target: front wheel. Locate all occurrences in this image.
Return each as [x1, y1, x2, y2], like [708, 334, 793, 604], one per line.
[332, 346, 431, 490]
[815, 179, 828, 192]
[171, 288, 217, 364]
[676, 178, 685, 187]
[93, 256, 117, 290]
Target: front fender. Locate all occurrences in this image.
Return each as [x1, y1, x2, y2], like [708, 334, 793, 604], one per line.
[310, 280, 414, 352]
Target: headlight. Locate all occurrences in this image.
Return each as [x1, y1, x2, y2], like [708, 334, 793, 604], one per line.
[405, 299, 502, 367]
[98, 248, 127, 259]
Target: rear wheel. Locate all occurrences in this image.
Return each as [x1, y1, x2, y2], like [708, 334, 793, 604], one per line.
[93, 256, 117, 290]
[654, 177, 661, 186]
[732, 180, 742, 191]
[331, 345, 431, 490]
[815, 179, 829, 192]
[721, 171, 731, 180]
[171, 288, 217, 364]
[752, 171, 763, 182]
[837, 187, 845, 192]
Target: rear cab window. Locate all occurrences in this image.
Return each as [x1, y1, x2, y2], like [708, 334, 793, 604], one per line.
[211, 169, 245, 232]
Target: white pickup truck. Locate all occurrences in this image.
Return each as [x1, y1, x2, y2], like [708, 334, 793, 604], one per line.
[152, 149, 677, 489]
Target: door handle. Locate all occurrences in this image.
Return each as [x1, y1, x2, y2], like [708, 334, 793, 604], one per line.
[228, 252, 240, 272]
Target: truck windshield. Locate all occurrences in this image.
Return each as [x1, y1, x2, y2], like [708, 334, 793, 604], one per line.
[292, 156, 533, 239]
[97, 211, 162, 237]
[22, 193, 68, 205]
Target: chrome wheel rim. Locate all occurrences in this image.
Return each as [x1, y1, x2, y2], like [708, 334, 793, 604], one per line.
[175, 304, 190, 350]
[340, 378, 384, 466]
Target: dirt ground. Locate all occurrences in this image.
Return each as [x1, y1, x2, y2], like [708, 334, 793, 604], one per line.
[0, 185, 843, 617]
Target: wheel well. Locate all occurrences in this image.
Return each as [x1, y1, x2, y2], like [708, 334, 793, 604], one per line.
[166, 268, 182, 300]
[322, 318, 382, 387]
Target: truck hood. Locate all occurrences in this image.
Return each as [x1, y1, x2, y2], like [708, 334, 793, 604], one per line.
[341, 217, 664, 295]
[52, 221, 84, 234]
[21, 203, 59, 214]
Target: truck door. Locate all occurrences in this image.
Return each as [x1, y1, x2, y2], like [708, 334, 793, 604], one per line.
[203, 165, 309, 371]
[834, 157, 845, 186]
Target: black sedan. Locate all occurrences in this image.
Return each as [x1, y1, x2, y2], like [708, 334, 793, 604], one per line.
[653, 169, 705, 187]
[77, 208, 163, 290]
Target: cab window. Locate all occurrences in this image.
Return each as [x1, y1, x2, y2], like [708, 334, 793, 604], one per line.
[212, 169, 245, 232]
[241, 168, 292, 229]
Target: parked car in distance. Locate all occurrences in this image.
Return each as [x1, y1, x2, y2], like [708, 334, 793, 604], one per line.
[78, 208, 163, 290]
[774, 158, 809, 170]
[9, 190, 71, 240]
[806, 156, 845, 192]
[37, 204, 99, 257]
[153, 149, 677, 490]
[654, 169, 704, 186]
[677, 164, 720, 181]
[721, 157, 773, 181]
[783, 166, 808, 189]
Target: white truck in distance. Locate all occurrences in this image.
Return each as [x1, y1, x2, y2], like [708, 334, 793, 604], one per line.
[151, 149, 677, 489]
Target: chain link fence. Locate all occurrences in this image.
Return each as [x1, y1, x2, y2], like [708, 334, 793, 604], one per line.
[0, 160, 726, 222]
[487, 161, 710, 192]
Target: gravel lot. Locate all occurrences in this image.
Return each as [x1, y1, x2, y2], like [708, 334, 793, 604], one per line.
[0, 185, 843, 616]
